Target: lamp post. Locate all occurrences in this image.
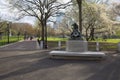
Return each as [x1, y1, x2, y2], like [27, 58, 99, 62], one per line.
[24, 31, 27, 40]
[7, 22, 10, 44]
[44, 8, 48, 49]
[17, 32, 20, 40]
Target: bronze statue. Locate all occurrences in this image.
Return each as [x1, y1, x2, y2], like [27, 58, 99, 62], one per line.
[70, 23, 83, 40]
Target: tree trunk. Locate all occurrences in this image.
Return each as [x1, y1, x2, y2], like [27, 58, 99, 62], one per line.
[76, 0, 82, 34]
[85, 28, 89, 41]
[41, 22, 45, 49]
[44, 20, 47, 49]
[90, 27, 95, 40]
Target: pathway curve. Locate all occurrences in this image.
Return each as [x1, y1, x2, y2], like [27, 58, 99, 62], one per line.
[0, 40, 39, 51]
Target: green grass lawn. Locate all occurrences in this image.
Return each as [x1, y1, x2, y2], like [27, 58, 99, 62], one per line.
[88, 39, 120, 51]
[0, 36, 23, 46]
[105, 39, 120, 43]
[47, 37, 68, 41]
[47, 37, 120, 43]
[93, 39, 120, 43]
[37, 37, 68, 41]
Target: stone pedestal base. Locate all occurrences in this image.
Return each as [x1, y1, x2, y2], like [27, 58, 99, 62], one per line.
[66, 40, 88, 52]
[49, 51, 106, 60]
[118, 42, 120, 52]
[49, 40, 106, 60]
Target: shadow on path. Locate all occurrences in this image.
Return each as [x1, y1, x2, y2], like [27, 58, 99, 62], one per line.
[0, 56, 103, 80]
[0, 50, 119, 80]
[0, 50, 50, 64]
[86, 58, 120, 80]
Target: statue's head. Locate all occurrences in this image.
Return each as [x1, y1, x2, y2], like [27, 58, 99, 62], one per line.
[71, 23, 78, 30]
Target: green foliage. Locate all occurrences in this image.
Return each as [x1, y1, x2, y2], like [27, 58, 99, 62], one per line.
[115, 29, 120, 37]
[0, 36, 23, 46]
[103, 39, 120, 43]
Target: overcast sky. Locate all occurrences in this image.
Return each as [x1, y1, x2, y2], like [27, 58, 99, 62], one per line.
[0, 0, 120, 25]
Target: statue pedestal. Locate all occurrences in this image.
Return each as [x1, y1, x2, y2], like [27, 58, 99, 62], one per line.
[118, 42, 120, 52]
[49, 40, 106, 60]
[66, 40, 88, 52]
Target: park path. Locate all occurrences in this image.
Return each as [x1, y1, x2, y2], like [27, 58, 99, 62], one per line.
[0, 50, 120, 80]
[1, 39, 120, 80]
[0, 39, 40, 51]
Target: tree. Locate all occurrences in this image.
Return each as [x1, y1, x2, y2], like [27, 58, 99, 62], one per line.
[58, 19, 72, 38]
[112, 3, 120, 16]
[86, 0, 109, 4]
[11, 23, 35, 36]
[0, 21, 7, 39]
[34, 20, 42, 38]
[8, 0, 71, 49]
[0, 17, 5, 33]
[83, 1, 114, 40]
[74, 0, 110, 34]
[109, 2, 120, 38]
[47, 25, 56, 37]
[69, 0, 113, 40]
[76, 0, 82, 33]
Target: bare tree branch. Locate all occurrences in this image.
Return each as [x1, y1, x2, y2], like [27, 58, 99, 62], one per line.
[7, 0, 72, 49]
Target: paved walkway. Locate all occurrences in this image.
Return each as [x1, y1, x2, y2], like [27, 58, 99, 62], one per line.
[0, 40, 40, 51]
[0, 50, 120, 80]
[0, 40, 120, 80]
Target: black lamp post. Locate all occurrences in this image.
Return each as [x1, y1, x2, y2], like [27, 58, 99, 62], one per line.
[7, 22, 10, 44]
[17, 32, 20, 40]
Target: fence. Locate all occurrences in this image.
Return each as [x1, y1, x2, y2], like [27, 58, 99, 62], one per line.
[47, 41, 118, 51]
[88, 42, 117, 51]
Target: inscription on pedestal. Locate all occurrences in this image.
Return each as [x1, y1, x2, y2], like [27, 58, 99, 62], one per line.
[66, 40, 88, 52]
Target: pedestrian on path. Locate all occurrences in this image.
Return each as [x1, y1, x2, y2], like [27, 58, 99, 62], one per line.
[30, 36, 33, 40]
[37, 38, 40, 46]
